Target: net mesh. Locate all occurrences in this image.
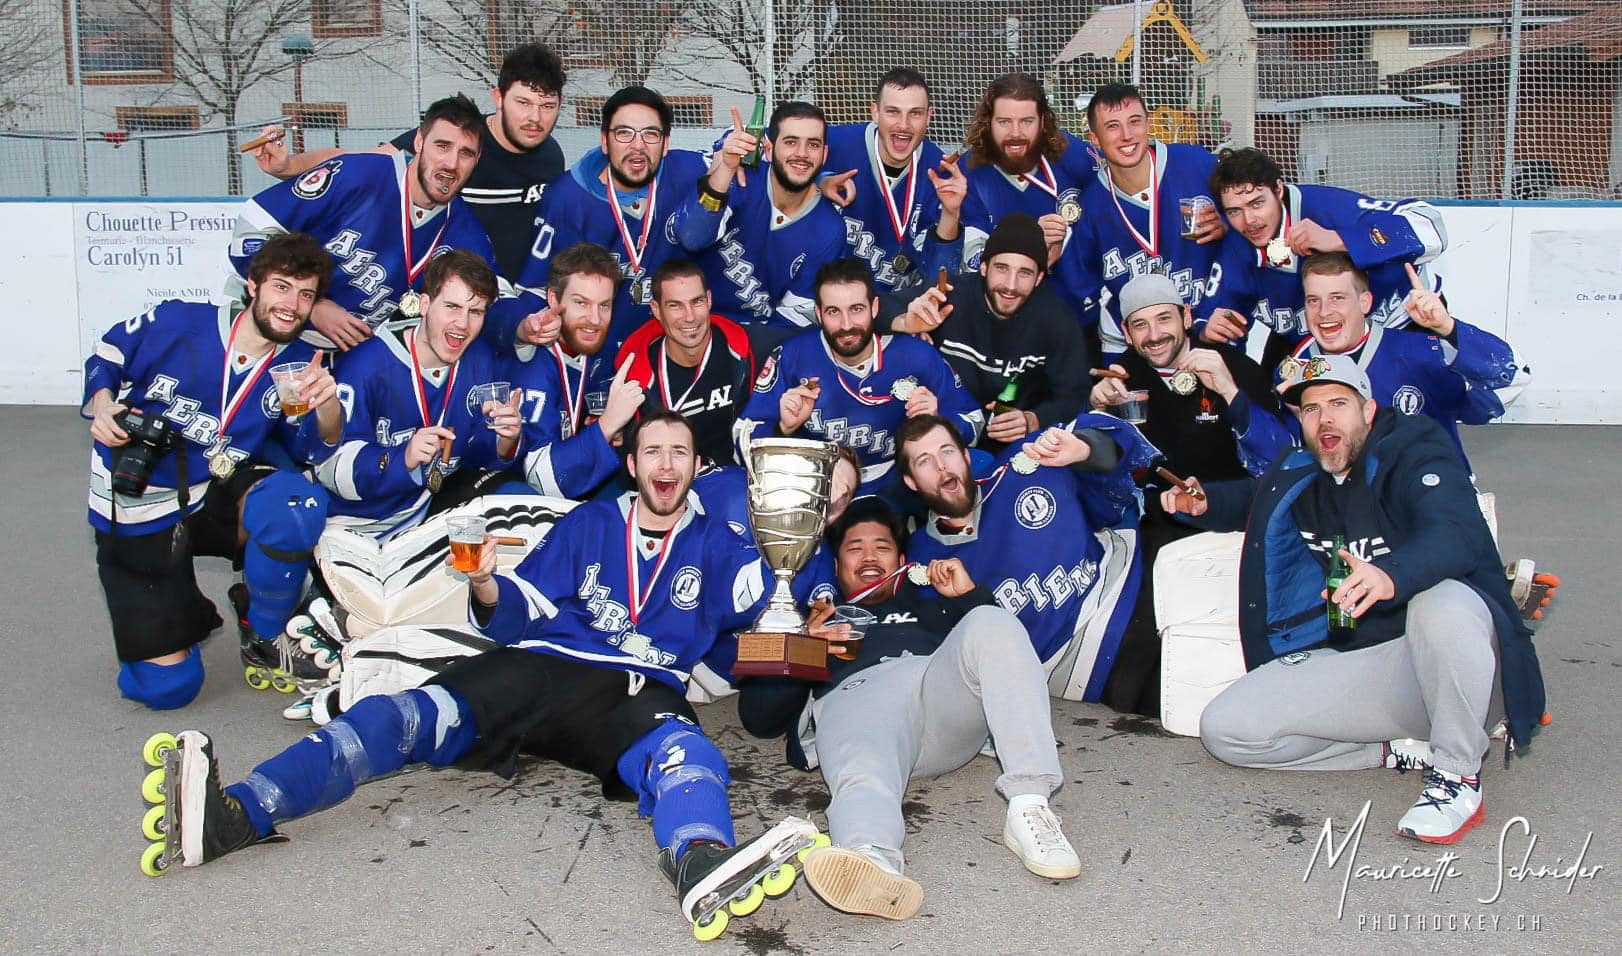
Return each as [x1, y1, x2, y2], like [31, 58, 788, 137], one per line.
[1, 0, 1617, 200]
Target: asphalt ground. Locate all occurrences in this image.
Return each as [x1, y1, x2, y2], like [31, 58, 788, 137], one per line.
[2, 406, 1616, 953]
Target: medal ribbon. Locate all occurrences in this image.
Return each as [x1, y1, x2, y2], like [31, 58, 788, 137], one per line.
[1104, 146, 1159, 258]
[606, 180, 657, 274]
[658, 337, 713, 413]
[624, 498, 679, 629]
[407, 328, 459, 429]
[400, 185, 451, 288]
[217, 309, 277, 440]
[868, 127, 918, 245]
[846, 562, 919, 603]
[831, 338, 891, 406]
[550, 344, 587, 434]
[1020, 157, 1060, 200]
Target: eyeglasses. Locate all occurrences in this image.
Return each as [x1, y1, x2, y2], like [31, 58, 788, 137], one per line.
[609, 126, 665, 145]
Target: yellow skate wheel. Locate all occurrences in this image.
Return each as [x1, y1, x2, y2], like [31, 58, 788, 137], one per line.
[693, 909, 728, 942]
[796, 831, 831, 863]
[244, 666, 271, 691]
[761, 864, 795, 897]
[141, 803, 169, 841]
[141, 767, 168, 804]
[142, 732, 178, 768]
[139, 840, 170, 877]
[727, 882, 765, 917]
[271, 673, 298, 694]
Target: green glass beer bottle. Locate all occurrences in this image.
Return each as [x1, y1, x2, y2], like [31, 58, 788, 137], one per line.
[991, 378, 1019, 416]
[1326, 535, 1357, 643]
[741, 94, 767, 168]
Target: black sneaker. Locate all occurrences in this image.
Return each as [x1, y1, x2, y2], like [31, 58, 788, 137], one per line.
[174, 731, 266, 866]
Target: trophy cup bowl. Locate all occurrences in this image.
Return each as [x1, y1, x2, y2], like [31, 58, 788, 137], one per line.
[733, 437, 839, 681]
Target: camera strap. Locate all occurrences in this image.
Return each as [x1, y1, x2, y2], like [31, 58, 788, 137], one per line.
[168, 448, 191, 564]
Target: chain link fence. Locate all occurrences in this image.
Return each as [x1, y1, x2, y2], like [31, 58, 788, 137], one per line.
[1, 0, 1618, 200]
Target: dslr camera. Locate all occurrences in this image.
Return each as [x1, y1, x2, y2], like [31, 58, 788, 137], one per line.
[111, 407, 174, 497]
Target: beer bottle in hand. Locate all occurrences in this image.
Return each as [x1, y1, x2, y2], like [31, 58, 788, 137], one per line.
[741, 94, 767, 168]
[1326, 535, 1357, 644]
[991, 378, 1019, 416]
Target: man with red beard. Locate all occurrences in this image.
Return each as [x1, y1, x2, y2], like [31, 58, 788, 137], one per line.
[1164, 354, 1544, 846]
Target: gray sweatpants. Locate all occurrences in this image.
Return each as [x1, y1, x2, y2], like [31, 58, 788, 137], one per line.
[810, 605, 1063, 873]
[1200, 580, 1498, 777]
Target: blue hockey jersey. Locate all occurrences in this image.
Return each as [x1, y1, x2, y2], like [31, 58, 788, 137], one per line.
[476, 493, 771, 691]
[83, 300, 330, 535]
[669, 173, 849, 329]
[503, 342, 621, 497]
[317, 327, 518, 535]
[734, 331, 984, 494]
[229, 153, 496, 338]
[906, 416, 1157, 700]
[1062, 142, 1224, 353]
[497, 148, 708, 348]
[823, 123, 963, 294]
[1208, 183, 1447, 343]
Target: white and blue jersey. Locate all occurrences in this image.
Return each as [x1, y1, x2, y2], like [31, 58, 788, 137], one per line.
[669, 174, 848, 330]
[228, 153, 496, 337]
[734, 331, 984, 494]
[961, 134, 1097, 322]
[504, 343, 621, 498]
[83, 300, 331, 535]
[1208, 183, 1448, 343]
[823, 123, 963, 294]
[317, 328, 518, 536]
[475, 494, 771, 692]
[1063, 142, 1225, 353]
[906, 416, 1156, 701]
[497, 148, 707, 348]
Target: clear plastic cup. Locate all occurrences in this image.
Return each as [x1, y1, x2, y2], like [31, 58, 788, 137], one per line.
[469, 381, 512, 427]
[1180, 195, 1214, 238]
[447, 515, 487, 572]
[830, 605, 876, 661]
[1111, 389, 1150, 425]
[270, 362, 310, 417]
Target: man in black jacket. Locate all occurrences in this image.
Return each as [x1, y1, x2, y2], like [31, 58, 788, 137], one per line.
[1165, 355, 1545, 846]
[738, 498, 1078, 920]
[886, 213, 1093, 450]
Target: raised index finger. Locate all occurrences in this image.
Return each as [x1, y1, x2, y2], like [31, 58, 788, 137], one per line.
[614, 356, 635, 384]
[730, 105, 745, 134]
[1405, 262, 1425, 291]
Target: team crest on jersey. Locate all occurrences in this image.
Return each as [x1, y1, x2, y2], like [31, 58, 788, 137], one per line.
[669, 566, 703, 610]
[754, 352, 781, 392]
[1014, 486, 1058, 530]
[259, 384, 283, 419]
[293, 161, 342, 200]
[1370, 227, 1388, 246]
[1392, 385, 1425, 416]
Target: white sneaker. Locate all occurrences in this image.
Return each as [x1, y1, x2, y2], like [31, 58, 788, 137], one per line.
[1396, 769, 1484, 844]
[1003, 804, 1081, 879]
[1383, 738, 1432, 774]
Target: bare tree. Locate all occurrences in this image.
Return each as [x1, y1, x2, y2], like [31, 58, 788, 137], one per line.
[0, 0, 57, 125]
[661, 0, 842, 99]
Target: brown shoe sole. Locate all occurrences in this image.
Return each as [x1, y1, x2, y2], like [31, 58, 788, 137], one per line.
[802, 847, 923, 920]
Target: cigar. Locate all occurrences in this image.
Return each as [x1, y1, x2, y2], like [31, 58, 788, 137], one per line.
[1089, 367, 1130, 380]
[1156, 466, 1206, 499]
[936, 267, 949, 294]
[943, 150, 961, 166]
[238, 126, 295, 153]
[438, 436, 454, 462]
[798, 376, 820, 389]
[492, 536, 528, 547]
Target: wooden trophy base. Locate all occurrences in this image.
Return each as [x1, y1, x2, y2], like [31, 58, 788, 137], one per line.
[732, 631, 831, 681]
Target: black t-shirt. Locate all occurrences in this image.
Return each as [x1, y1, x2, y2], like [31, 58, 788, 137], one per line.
[391, 118, 565, 279]
[1288, 456, 1406, 649]
[1119, 345, 1280, 488]
[630, 329, 754, 465]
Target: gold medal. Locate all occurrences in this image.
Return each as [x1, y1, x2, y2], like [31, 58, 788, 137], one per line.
[1266, 237, 1293, 268]
[890, 377, 918, 401]
[426, 466, 444, 493]
[207, 453, 235, 481]
[631, 281, 649, 306]
[1011, 452, 1038, 475]
[891, 253, 911, 275]
[906, 564, 930, 586]
[1277, 357, 1303, 383]
[1058, 199, 1082, 224]
[1168, 370, 1200, 396]
[397, 291, 422, 318]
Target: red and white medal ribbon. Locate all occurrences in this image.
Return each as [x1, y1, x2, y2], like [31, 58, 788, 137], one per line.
[624, 498, 679, 631]
[401, 186, 450, 289]
[846, 562, 923, 603]
[607, 181, 657, 274]
[831, 338, 892, 406]
[550, 344, 587, 435]
[868, 127, 918, 245]
[407, 329, 458, 429]
[1105, 147, 1160, 258]
[1020, 157, 1060, 200]
[658, 337, 712, 413]
[218, 309, 277, 437]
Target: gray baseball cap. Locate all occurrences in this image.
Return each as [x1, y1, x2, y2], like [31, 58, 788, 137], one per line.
[1117, 273, 1185, 321]
[1282, 353, 1375, 406]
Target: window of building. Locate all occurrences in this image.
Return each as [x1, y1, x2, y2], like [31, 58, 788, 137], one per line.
[283, 102, 349, 129]
[313, 0, 381, 38]
[66, 0, 173, 84]
[1410, 27, 1471, 49]
[115, 105, 199, 131]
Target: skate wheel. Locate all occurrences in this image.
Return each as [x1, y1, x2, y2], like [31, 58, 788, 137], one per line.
[298, 634, 319, 655]
[142, 732, 178, 768]
[761, 863, 795, 897]
[317, 649, 340, 669]
[245, 666, 271, 691]
[141, 767, 168, 804]
[271, 673, 298, 694]
[141, 803, 169, 841]
[727, 882, 765, 917]
[692, 909, 728, 941]
[796, 831, 831, 863]
[139, 840, 170, 877]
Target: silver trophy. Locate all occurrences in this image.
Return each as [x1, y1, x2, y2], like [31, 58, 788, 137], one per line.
[735, 437, 839, 679]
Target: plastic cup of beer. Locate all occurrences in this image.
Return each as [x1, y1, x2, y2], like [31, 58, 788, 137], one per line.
[470, 381, 512, 428]
[1180, 195, 1214, 238]
[830, 605, 876, 662]
[1110, 389, 1150, 425]
[447, 515, 487, 573]
[270, 362, 311, 417]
